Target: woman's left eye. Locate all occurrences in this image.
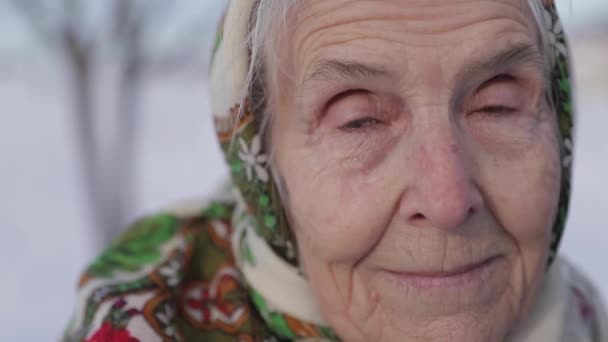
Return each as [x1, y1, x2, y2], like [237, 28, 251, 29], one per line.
[476, 105, 518, 115]
[469, 76, 524, 116]
[340, 117, 383, 131]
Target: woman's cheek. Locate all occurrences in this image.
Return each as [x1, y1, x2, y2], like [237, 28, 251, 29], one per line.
[285, 135, 399, 263]
[475, 113, 560, 245]
[294, 180, 395, 264]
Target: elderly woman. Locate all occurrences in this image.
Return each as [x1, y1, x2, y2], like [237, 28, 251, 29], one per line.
[64, 0, 607, 341]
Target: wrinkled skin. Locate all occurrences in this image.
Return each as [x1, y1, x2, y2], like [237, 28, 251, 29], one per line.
[270, 0, 562, 341]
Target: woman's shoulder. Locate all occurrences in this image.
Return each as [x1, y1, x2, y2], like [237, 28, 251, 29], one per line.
[558, 258, 608, 342]
[62, 195, 267, 341]
[509, 257, 607, 342]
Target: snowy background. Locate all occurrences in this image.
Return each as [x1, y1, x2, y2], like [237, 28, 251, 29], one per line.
[0, 1, 606, 340]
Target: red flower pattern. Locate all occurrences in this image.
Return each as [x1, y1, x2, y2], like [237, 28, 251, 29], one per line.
[86, 322, 140, 342]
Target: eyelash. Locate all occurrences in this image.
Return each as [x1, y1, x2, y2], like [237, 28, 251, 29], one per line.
[325, 89, 387, 132]
[476, 105, 518, 115]
[340, 117, 383, 131]
[338, 106, 516, 133]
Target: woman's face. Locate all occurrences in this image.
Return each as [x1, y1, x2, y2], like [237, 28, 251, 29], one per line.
[271, 0, 561, 340]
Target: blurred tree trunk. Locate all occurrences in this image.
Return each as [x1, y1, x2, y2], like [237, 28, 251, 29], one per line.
[61, 28, 113, 242]
[104, 0, 144, 240]
[58, 0, 123, 243]
[11, 0, 125, 244]
[11, 0, 215, 247]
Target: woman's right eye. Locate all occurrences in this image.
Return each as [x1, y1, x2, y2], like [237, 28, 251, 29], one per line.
[323, 90, 386, 132]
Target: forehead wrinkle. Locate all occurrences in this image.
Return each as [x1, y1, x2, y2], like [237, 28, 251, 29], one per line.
[286, 0, 543, 108]
[289, 0, 537, 80]
[293, 0, 533, 46]
[294, 33, 415, 96]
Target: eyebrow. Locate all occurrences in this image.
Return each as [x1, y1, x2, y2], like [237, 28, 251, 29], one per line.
[303, 59, 392, 84]
[452, 42, 546, 107]
[300, 42, 546, 101]
[458, 42, 545, 81]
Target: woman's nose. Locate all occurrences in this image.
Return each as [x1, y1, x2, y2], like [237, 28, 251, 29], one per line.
[402, 139, 483, 231]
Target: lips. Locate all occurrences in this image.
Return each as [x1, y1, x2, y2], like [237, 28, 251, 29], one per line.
[386, 255, 503, 290]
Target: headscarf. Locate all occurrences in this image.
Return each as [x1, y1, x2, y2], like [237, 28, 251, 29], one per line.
[209, 0, 575, 338]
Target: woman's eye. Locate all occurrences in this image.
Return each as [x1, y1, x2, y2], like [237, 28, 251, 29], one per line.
[322, 89, 389, 132]
[477, 105, 517, 115]
[340, 117, 382, 131]
[469, 76, 524, 117]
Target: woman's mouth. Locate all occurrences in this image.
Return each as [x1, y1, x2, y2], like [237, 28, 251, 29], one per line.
[386, 255, 504, 290]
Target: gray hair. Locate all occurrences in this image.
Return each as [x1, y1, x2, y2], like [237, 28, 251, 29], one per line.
[242, 0, 554, 194]
[243, 1, 300, 139]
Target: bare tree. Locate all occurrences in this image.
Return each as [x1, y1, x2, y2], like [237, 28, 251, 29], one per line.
[10, 0, 216, 246]
[11, 0, 108, 239]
